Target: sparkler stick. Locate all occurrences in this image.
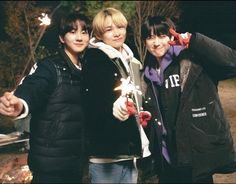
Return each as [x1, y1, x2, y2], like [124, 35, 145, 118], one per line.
[114, 77, 151, 128]
[15, 3, 63, 89]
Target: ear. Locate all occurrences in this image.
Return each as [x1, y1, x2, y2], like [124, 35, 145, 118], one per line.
[59, 36, 64, 44]
[96, 35, 102, 40]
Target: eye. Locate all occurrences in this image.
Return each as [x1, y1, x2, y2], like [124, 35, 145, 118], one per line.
[117, 26, 125, 29]
[146, 35, 155, 40]
[159, 34, 168, 39]
[70, 29, 76, 33]
[105, 28, 112, 32]
[81, 30, 88, 34]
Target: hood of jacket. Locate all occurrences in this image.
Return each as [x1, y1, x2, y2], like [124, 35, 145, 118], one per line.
[89, 37, 142, 71]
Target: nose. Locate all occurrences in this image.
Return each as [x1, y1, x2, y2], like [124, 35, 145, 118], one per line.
[153, 37, 160, 47]
[76, 32, 83, 41]
[113, 28, 120, 37]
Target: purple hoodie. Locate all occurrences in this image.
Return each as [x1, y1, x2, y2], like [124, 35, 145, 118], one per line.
[144, 45, 184, 85]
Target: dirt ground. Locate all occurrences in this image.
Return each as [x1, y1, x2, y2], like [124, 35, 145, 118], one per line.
[213, 79, 236, 183]
[0, 79, 236, 183]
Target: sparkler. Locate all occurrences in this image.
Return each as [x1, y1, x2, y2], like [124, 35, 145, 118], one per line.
[15, 12, 52, 89]
[114, 76, 142, 97]
[38, 13, 51, 26]
[114, 77, 142, 115]
[114, 77, 151, 127]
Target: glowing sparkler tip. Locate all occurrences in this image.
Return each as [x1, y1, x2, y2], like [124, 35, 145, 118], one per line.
[38, 13, 51, 26]
[114, 77, 142, 96]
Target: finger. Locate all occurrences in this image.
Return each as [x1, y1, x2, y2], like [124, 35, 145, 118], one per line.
[119, 114, 129, 121]
[127, 106, 136, 115]
[125, 101, 136, 115]
[4, 92, 14, 100]
[169, 28, 179, 38]
[1, 92, 19, 106]
[113, 104, 129, 116]
[0, 106, 16, 117]
[9, 96, 20, 106]
[0, 96, 11, 107]
[0, 105, 13, 114]
[168, 40, 177, 45]
[113, 110, 129, 121]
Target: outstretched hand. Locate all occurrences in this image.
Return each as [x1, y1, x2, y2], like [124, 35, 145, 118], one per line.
[168, 28, 191, 48]
[0, 92, 23, 117]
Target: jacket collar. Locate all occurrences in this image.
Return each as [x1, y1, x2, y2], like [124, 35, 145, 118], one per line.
[89, 37, 137, 73]
[58, 48, 82, 77]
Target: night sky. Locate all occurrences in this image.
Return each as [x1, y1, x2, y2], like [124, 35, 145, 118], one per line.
[179, 1, 236, 49]
[0, 1, 236, 49]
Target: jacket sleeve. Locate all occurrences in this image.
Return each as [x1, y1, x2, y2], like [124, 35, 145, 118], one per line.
[14, 60, 57, 113]
[189, 32, 236, 80]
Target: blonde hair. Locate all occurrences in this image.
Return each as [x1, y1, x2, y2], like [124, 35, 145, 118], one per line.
[92, 7, 128, 39]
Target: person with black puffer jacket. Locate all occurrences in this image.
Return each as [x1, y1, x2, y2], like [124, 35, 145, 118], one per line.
[0, 12, 91, 183]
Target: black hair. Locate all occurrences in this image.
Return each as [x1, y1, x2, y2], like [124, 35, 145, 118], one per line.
[141, 16, 176, 41]
[141, 16, 176, 69]
[59, 12, 91, 37]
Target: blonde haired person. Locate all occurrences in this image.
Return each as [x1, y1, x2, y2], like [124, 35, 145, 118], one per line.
[82, 7, 151, 183]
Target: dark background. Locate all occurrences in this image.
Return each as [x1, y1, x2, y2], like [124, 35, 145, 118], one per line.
[178, 1, 236, 49]
[0, 1, 236, 48]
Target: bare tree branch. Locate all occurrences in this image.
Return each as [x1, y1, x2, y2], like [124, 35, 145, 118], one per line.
[15, 2, 63, 88]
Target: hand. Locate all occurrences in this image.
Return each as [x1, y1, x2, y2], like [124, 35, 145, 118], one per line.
[0, 92, 23, 117]
[168, 28, 192, 48]
[125, 101, 136, 116]
[139, 111, 151, 128]
[113, 96, 136, 121]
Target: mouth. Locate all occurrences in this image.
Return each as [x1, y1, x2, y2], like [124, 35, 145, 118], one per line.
[113, 37, 123, 42]
[74, 43, 85, 47]
[153, 46, 163, 51]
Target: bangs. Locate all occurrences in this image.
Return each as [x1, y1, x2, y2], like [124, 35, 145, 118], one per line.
[152, 23, 170, 37]
[143, 23, 170, 40]
[111, 14, 127, 28]
[141, 16, 175, 40]
[63, 20, 88, 34]
[92, 8, 127, 38]
[73, 20, 89, 32]
[59, 13, 91, 37]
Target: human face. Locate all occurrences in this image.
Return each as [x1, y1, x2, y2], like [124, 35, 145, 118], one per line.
[59, 20, 89, 57]
[145, 31, 171, 62]
[100, 16, 126, 51]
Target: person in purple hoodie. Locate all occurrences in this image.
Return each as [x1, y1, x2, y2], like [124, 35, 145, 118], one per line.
[140, 16, 236, 183]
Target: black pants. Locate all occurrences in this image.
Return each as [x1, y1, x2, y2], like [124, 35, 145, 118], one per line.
[158, 159, 213, 184]
[31, 171, 83, 184]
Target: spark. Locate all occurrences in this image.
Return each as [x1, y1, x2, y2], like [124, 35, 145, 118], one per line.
[38, 13, 51, 26]
[114, 77, 142, 97]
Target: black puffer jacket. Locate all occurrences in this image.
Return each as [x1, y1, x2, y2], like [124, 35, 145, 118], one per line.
[15, 49, 85, 173]
[142, 33, 236, 180]
[82, 46, 142, 158]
